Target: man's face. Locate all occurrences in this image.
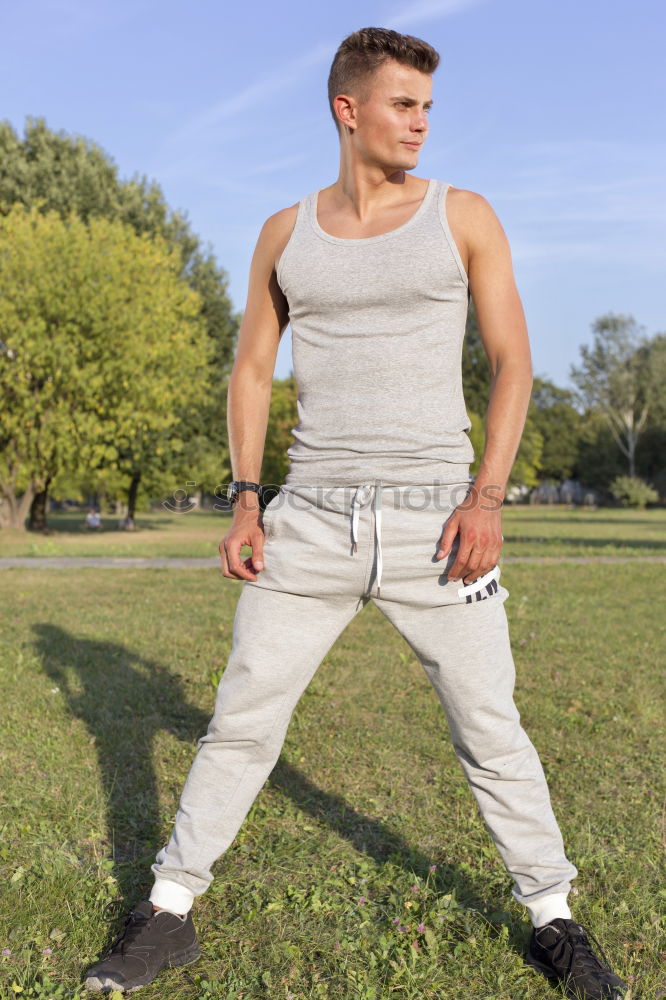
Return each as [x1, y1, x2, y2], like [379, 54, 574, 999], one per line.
[349, 58, 433, 169]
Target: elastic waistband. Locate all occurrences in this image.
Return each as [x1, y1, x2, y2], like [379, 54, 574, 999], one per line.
[280, 479, 474, 515]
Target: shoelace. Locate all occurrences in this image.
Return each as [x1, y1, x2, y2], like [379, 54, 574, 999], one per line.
[541, 921, 616, 981]
[100, 900, 154, 957]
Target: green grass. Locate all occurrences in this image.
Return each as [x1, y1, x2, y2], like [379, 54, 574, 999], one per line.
[0, 506, 665, 560]
[496, 506, 666, 558]
[0, 511, 226, 559]
[0, 560, 664, 999]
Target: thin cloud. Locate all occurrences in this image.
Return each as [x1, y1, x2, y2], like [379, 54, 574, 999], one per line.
[151, 112, 329, 184]
[491, 138, 666, 223]
[384, 0, 490, 29]
[164, 42, 332, 149]
[243, 153, 312, 177]
[511, 236, 665, 269]
[458, 136, 666, 269]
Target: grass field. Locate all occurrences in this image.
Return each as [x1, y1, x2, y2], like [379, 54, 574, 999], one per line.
[0, 511, 664, 998]
[0, 505, 665, 560]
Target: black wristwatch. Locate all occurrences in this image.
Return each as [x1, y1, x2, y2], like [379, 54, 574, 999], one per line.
[227, 480, 263, 509]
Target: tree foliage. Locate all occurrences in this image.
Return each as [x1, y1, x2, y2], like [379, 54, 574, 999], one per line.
[569, 313, 657, 477]
[467, 408, 543, 489]
[462, 298, 491, 416]
[260, 374, 299, 489]
[530, 377, 582, 481]
[0, 204, 212, 529]
[0, 116, 239, 522]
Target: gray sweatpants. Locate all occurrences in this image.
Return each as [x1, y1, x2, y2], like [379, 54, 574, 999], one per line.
[150, 480, 577, 926]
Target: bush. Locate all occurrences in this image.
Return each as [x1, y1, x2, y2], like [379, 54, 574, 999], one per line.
[609, 475, 659, 509]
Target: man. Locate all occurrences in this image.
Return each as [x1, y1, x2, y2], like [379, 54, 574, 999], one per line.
[84, 26, 625, 999]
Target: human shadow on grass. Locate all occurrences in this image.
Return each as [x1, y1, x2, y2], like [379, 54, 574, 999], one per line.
[263, 759, 529, 955]
[33, 622, 210, 903]
[33, 623, 528, 958]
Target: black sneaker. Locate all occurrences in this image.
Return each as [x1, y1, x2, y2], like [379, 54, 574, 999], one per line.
[84, 900, 201, 994]
[525, 917, 626, 999]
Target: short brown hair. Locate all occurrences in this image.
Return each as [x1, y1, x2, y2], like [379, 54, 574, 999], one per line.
[327, 27, 440, 135]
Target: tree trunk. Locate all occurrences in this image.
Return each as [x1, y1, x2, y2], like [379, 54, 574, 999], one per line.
[0, 484, 36, 532]
[29, 475, 52, 533]
[127, 472, 141, 521]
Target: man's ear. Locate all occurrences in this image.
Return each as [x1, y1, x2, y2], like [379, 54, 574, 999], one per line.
[334, 94, 357, 133]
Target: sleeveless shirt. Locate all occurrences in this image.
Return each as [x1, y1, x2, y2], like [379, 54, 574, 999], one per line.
[276, 177, 475, 488]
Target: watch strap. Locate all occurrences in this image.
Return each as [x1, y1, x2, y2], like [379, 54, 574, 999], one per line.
[228, 480, 263, 507]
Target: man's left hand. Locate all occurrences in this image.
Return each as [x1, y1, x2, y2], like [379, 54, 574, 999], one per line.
[436, 484, 504, 585]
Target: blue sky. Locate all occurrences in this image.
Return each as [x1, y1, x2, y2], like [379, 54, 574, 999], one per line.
[3, 0, 664, 390]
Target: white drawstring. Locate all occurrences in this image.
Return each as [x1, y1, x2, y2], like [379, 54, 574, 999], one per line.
[349, 479, 478, 601]
[351, 483, 383, 597]
[374, 488, 383, 598]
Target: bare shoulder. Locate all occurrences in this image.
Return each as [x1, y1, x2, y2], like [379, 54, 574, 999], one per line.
[258, 202, 300, 273]
[445, 186, 509, 262]
[446, 186, 501, 218]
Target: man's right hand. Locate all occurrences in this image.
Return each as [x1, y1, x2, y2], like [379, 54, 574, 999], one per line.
[219, 506, 266, 581]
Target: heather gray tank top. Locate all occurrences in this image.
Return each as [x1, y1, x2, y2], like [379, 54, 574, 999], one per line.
[276, 177, 475, 488]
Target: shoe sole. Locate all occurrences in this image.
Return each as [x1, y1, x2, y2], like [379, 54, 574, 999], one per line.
[84, 942, 201, 994]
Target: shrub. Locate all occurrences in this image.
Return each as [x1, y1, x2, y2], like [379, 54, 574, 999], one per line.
[609, 475, 658, 509]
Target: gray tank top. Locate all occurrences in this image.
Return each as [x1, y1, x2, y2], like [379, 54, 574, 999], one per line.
[276, 177, 475, 487]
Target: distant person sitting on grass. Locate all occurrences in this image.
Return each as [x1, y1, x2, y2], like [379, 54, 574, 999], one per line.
[84, 509, 101, 531]
[118, 514, 135, 531]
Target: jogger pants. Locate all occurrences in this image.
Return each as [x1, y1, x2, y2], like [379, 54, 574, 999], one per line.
[150, 480, 577, 926]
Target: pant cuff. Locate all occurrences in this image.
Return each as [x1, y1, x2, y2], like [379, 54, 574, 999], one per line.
[525, 891, 572, 928]
[149, 878, 196, 916]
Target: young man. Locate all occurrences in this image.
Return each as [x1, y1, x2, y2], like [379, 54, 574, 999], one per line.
[84, 27, 625, 999]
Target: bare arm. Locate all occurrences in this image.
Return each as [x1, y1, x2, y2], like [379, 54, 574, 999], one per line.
[464, 192, 533, 500]
[437, 191, 533, 583]
[220, 207, 295, 581]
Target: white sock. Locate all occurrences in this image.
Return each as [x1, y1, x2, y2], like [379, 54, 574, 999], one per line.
[527, 892, 572, 928]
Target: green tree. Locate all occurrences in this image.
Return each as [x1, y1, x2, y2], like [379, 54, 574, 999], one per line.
[259, 375, 299, 489]
[468, 408, 543, 489]
[569, 313, 658, 478]
[636, 425, 666, 500]
[530, 376, 582, 481]
[642, 333, 666, 426]
[462, 298, 491, 417]
[463, 296, 543, 489]
[572, 410, 625, 493]
[512, 416, 544, 489]
[467, 411, 486, 477]
[0, 204, 211, 530]
[0, 116, 239, 521]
